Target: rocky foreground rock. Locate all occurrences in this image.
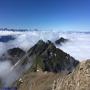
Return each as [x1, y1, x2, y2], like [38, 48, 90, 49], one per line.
[18, 60, 90, 90]
[53, 60, 90, 90]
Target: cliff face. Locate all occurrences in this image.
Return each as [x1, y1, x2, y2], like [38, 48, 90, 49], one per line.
[53, 60, 90, 90]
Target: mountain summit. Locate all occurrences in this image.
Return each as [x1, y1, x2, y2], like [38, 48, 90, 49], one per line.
[28, 40, 79, 73]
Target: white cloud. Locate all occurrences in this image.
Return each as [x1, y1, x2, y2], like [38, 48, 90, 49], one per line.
[0, 31, 90, 61]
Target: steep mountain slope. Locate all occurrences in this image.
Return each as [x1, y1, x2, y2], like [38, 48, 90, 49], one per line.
[28, 40, 79, 73]
[53, 60, 90, 90]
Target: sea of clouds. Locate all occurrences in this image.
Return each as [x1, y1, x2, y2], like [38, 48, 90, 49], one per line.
[0, 30, 90, 61]
[0, 30, 90, 86]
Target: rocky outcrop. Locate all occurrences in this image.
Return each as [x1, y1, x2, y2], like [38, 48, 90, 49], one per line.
[0, 48, 26, 65]
[55, 37, 68, 45]
[7, 48, 25, 57]
[53, 60, 90, 90]
[28, 40, 79, 73]
[17, 60, 90, 90]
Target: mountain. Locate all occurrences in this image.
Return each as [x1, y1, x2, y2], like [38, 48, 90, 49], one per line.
[27, 40, 79, 73]
[0, 28, 28, 32]
[52, 60, 90, 90]
[0, 40, 79, 88]
[55, 37, 68, 45]
[0, 48, 26, 65]
[12, 40, 79, 90]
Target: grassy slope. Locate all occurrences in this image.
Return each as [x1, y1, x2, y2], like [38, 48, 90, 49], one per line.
[18, 72, 63, 90]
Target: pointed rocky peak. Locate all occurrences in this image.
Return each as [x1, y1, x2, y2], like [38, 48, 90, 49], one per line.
[28, 40, 48, 56]
[28, 40, 79, 73]
[55, 37, 68, 45]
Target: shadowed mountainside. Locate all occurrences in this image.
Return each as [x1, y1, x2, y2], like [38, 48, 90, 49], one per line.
[0, 48, 26, 65]
[27, 40, 79, 73]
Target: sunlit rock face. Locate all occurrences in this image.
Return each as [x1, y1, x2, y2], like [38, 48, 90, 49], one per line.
[53, 60, 90, 90]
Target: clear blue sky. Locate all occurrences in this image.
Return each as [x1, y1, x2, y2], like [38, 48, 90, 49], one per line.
[0, 0, 90, 31]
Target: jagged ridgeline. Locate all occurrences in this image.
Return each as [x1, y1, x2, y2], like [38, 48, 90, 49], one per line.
[0, 40, 79, 73]
[28, 40, 79, 73]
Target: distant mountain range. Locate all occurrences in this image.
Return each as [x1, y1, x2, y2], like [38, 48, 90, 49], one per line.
[0, 28, 29, 32]
[0, 28, 39, 32]
[0, 28, 90, 33]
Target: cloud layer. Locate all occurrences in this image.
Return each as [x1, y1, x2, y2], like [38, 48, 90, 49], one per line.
[0, 31, 90, 60]
[0, 31, 90, 86]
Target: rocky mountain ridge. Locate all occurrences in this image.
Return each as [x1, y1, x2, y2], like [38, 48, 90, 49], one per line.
[28, 40, 79, 73]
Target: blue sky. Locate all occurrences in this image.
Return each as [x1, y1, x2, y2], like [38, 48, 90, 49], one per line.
[0, 0, 90, 31]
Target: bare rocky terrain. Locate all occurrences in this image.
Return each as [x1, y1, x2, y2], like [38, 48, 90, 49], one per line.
[17, 60, 90, 90]
[53, 60, 90, 90]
